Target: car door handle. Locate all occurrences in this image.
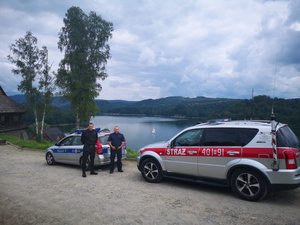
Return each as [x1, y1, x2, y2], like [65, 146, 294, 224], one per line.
[227, 151, 240, 155]
[188, 150, 197, 155]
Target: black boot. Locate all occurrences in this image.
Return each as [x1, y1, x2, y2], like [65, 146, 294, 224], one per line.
[82, 172, 86, 177]
[90, 171, 98, 175]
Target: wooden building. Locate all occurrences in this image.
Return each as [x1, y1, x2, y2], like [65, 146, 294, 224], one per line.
[0, 86, 26, 131]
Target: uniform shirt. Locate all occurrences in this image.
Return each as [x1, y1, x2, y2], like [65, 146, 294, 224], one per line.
[81, 129, 98, 146]
[108, 132, 125, 148]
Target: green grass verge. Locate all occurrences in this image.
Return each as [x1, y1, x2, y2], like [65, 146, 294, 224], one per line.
[126, 148, 138, 159]
[0, 133, 139, 158]
[0, 133, 53, 150]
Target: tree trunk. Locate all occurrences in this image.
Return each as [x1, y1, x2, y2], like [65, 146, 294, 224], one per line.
[34, 108, 42, 142]
[40, 103, 46, 140]
[34, 108, 39, 135]
[76, 113, 80, 129]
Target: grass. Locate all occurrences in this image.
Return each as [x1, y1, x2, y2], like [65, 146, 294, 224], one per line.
[0, 133, 54, 150]
[126, 148, 138, 159]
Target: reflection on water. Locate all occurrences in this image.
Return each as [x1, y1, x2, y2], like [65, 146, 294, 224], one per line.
[91, 116, 199, 150]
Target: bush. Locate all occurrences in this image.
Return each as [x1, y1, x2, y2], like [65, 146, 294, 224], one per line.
[126, 148, 138, 159]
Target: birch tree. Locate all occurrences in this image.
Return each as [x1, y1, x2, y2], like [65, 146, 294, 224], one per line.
[7, 31, 54, 141]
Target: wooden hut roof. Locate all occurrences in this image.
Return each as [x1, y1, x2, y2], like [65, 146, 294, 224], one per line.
[0, 86, 26, 113]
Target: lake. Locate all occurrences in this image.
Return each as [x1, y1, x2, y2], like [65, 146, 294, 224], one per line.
[91, 116, 199, 150]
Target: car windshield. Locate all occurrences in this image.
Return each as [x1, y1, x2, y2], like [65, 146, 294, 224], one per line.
[277, 126, 300, 149]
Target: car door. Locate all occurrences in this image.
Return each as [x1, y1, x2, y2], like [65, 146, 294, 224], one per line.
[165, 129, 203, 176]
[53, 136, 75, 163]
[197, 128, 242, 179]
[68, 136, 84, 164]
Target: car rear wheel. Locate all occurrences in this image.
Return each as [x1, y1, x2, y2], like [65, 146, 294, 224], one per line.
[141, 158, 163, 183]
[46, 152, 55, 165]
[231, 169, 268, 201]
[80, 157, 90, 171]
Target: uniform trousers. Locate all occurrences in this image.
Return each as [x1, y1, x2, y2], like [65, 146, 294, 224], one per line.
[82, 145, 96, 173]
[110, 148, 122, 171]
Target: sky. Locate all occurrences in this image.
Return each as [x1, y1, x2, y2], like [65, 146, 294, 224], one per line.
[0, 0, 300, 101]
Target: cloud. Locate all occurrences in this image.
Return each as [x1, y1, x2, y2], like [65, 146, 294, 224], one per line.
[0, 0, 299, 100]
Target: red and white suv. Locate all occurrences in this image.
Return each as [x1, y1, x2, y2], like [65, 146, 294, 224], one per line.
[137, 120, 300, 201]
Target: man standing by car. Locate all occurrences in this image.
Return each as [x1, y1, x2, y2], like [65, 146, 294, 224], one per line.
[108, 126, 126, 173]
[81, 122, 98, 177]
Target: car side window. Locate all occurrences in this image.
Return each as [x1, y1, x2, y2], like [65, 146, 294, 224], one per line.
[200, 128, 258, 146]
[201, 128, 239, 146]
[173, 129, 203, 146]
[59, 137, 74, 146]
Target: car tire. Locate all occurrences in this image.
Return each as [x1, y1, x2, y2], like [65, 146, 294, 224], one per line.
[140, 158, 163, 183]
[46, 152, 55, 165]
[231, 168, 268, 201]
[80, 157, 90, 171]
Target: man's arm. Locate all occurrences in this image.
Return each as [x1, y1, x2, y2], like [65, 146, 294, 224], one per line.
[81, 131, 85, 145]
[120, 134, 126, 149]
[108, 134, 116, 150]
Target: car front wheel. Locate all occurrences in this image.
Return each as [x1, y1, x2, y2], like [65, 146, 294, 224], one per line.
[140, 158, 163, 183]
[231, 169, 268, 201]
[46, 152, 55, 165]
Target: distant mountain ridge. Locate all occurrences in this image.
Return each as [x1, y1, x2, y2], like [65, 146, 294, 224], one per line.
[8, 94, 300, 136]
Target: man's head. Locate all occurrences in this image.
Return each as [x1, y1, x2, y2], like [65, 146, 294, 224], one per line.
[88, 122, 94, 131]
[114, 126, 120, 134]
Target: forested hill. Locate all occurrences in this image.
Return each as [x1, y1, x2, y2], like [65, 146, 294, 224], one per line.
[98, 95, 300, 137]
[96, 95, 299, 121]
[9, 95, 300, 136]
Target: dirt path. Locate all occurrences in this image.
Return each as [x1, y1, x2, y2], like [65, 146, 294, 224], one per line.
[0, 144, 300, 225]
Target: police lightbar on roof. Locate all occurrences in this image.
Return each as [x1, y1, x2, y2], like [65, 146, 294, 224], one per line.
[207, 118, 231, 124]
[75, 128, 101, 134]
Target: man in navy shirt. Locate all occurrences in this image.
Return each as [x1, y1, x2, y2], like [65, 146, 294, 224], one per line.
[108, 126, 126, 173]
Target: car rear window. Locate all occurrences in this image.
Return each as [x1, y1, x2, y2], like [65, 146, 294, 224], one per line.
[277, 126, 300, 149]
[200, 128, 258, 147]
[99, 135, 109, 145]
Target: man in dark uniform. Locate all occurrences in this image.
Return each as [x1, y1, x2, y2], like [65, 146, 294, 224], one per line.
[81, 122, 98, 177]
[108, 126, 126, 174]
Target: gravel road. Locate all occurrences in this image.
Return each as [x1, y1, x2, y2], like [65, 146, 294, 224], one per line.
[0, 144, 300, 225]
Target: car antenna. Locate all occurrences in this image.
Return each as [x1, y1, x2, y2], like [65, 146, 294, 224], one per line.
[270, 106, 279, 171]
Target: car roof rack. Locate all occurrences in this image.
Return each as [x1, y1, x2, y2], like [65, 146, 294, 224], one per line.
[206, 118, 231, 124]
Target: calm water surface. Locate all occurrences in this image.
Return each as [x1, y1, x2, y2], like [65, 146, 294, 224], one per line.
[91, 116, 199, 150]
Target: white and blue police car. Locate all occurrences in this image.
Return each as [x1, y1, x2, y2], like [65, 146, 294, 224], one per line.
[45, 128, 126, 168]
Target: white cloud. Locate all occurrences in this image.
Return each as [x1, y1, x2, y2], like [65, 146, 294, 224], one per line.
[290, 22, 300, 31]
[0, 0, 299, 100]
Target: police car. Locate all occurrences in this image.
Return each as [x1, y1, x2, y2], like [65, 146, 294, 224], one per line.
[137, 119, 300, 201]
[45, 128, 126, 168]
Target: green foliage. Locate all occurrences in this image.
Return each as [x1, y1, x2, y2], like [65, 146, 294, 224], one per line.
[0, 133, 53, 150]
[7, 31, 54, 141]
[23, 105, 76, 125]
[126, 148, 138, 158]
[7, 31, 40, 102]
[56, 6, 113, 127]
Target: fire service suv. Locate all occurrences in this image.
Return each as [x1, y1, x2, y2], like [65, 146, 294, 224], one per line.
[137, 119, 300, 201]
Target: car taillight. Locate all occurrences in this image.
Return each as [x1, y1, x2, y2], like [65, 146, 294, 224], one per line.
[284, 151, 297, 169]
